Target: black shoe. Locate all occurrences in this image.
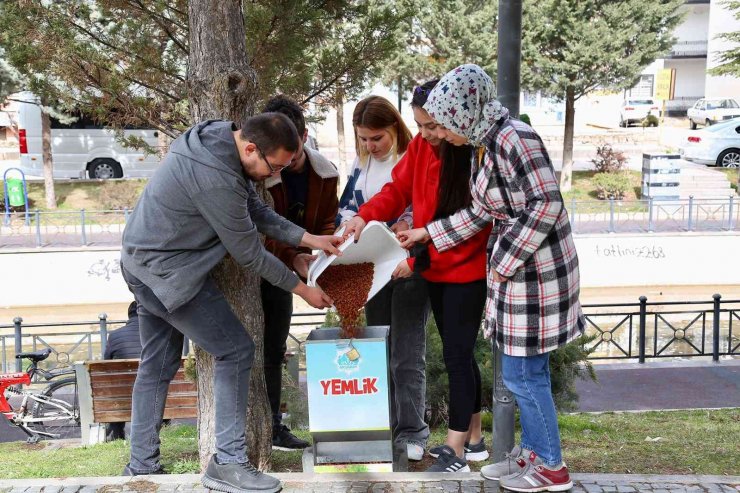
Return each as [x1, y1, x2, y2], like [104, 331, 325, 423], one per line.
[425, 445, 470, 473]
[272, 424, 309, 451]
[122, 464, 166, 476]
[202, 455, 281, 493]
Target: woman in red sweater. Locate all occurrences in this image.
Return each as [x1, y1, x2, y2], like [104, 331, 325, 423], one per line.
[343, 81, 492, 473]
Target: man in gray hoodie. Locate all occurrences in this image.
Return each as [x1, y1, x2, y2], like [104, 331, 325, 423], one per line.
[120, 113, 340, 493]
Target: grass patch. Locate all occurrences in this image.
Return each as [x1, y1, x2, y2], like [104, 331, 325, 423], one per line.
[1, 409, 737, 478]
[0, 424, 197, 479]
[717, 168, 739, 192]
[561, 171, 643, 203]
[561, 171, 646, 213]
[3, 180, 146, 212]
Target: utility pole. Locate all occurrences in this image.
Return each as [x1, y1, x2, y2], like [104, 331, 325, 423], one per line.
[397, 75, 403, 112]
[492, 0, 522, 463]
[498, 0, 522, 118]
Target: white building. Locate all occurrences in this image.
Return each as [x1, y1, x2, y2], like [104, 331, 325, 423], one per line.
[632, 0, 740, 115]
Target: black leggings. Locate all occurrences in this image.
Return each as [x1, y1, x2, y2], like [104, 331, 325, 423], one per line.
[427, 279, 486, 432]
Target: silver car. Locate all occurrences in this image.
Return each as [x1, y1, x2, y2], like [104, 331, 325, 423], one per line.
[681, 117, 740, 168]
[687, 98, 740, 130]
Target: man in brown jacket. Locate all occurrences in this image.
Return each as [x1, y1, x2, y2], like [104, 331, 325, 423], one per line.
[261, 95, 339, 450]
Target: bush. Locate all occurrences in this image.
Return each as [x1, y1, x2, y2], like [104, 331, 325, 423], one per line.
[591, 144, 627, 173]
[549, 334, 598, 412]
[97, 180, 143, 210]
[641, 113, 660, 127]
[281, 368, 309, 429]
[593, 172, 631, 200]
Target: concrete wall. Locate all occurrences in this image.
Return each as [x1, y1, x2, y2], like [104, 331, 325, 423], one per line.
[0, 248, 131, 308]
[674, 4, 710, 43]
[705, 0, 740, 97]
[575, 233, 739, 288]
[1, 232, 739, 308]
[665, 59, 708, 98]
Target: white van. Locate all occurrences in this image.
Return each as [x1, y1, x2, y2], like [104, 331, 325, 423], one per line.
[15, 92, 161, 179]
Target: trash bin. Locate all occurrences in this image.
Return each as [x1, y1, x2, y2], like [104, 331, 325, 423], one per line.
[641, 153, 681, 200]
[6, 178, 25, 207]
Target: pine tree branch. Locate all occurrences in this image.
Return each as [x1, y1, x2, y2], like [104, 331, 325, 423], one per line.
[129, 0, 188, 53]
[62, 14, 186, 83]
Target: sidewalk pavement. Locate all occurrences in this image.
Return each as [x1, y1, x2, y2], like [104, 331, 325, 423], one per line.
[576, 359, 740, 412]
[1, 472, 739, 493]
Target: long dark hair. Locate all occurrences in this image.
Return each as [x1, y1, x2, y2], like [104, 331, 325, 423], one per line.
[434, 142, 474, 220]
[411, 79, 438, 108]
[412, 79, 475, 220]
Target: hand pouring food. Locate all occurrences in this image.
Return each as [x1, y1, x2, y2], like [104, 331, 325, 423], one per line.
[307, 220, 409, 303]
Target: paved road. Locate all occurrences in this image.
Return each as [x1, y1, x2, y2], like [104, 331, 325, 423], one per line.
[0, 472, 738, 493]
[576, 359, 740, 412]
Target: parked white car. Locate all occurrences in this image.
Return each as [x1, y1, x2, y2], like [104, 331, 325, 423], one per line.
[619, 99, 661, 127]
[680, 117, 740, 168]
[15, 91, 161, 179]
[687, 98, 740, 130]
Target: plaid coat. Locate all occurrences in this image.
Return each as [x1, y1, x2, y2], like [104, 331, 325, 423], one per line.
[427, 117, 585, 356]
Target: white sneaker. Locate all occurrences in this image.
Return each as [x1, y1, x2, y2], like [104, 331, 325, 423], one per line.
[406, 442, 424, 461]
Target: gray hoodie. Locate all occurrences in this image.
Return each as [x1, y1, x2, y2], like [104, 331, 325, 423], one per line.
[121, 120, 303, 312]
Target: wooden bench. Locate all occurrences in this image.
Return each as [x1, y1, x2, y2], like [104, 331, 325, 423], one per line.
[74, 359, 197, 445]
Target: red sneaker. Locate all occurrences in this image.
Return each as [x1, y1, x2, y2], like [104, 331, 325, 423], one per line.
[499, 451, 573, 492]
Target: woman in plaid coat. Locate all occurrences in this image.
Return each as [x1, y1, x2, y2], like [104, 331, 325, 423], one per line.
[398, 64, 585, 492]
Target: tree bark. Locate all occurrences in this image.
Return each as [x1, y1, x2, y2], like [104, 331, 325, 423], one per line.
[335, 87, 347, 179]
[559, 85, 576, 193]
[40, 110, 57, 209]
[187, 0, 271, 471]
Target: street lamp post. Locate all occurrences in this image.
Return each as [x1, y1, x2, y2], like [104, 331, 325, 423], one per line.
[492, 0, 522, 463]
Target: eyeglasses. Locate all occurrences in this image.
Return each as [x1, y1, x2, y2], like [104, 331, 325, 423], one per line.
[414, 86, 431, 96]
[253, 143, 291, 174]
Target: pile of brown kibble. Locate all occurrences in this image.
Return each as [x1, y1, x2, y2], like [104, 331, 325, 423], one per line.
[318, 263, 374, 338]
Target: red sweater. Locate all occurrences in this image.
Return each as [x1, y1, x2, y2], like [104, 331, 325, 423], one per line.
[358, 134, 490, 283]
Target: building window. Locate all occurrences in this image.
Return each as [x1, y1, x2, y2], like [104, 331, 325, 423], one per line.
[522, 91, 538, 108]
[628, 75, 654, 98]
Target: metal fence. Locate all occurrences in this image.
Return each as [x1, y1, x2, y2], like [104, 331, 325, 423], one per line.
[0, 311, 327, 375]
[566, 196, 738, 235]
[584, 295, 739, 362]
[1, 209, 130, 248]
[1, 197, 738, 248]
[2, 295, 737, 375]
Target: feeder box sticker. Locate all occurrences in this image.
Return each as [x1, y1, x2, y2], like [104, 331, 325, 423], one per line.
[306, 339, 390, 432]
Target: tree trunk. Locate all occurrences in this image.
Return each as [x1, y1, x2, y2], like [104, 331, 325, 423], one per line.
[559, 86, 576, 192]
[187, 0, 271, 471]
[40, 110, 56, 209]
[335, 87, 347, 179]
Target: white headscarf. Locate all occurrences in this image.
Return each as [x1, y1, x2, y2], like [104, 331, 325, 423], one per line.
[423, 64, 508, 146]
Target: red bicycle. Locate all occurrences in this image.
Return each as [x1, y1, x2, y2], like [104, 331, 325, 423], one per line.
[1, 348, 80, 443]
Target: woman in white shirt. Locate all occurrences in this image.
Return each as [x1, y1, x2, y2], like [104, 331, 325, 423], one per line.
[335, 95, 431, 462]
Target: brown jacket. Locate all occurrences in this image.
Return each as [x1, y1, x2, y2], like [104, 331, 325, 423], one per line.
[265, 146, 339, 270]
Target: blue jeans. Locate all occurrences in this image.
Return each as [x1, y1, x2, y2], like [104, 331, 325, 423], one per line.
[122, 266, 254, 472]
[365, 274, 430, 447]
[501, 352, 562, 467]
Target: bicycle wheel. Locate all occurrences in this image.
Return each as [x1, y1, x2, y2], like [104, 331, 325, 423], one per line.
[31, 377, 81, 440]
